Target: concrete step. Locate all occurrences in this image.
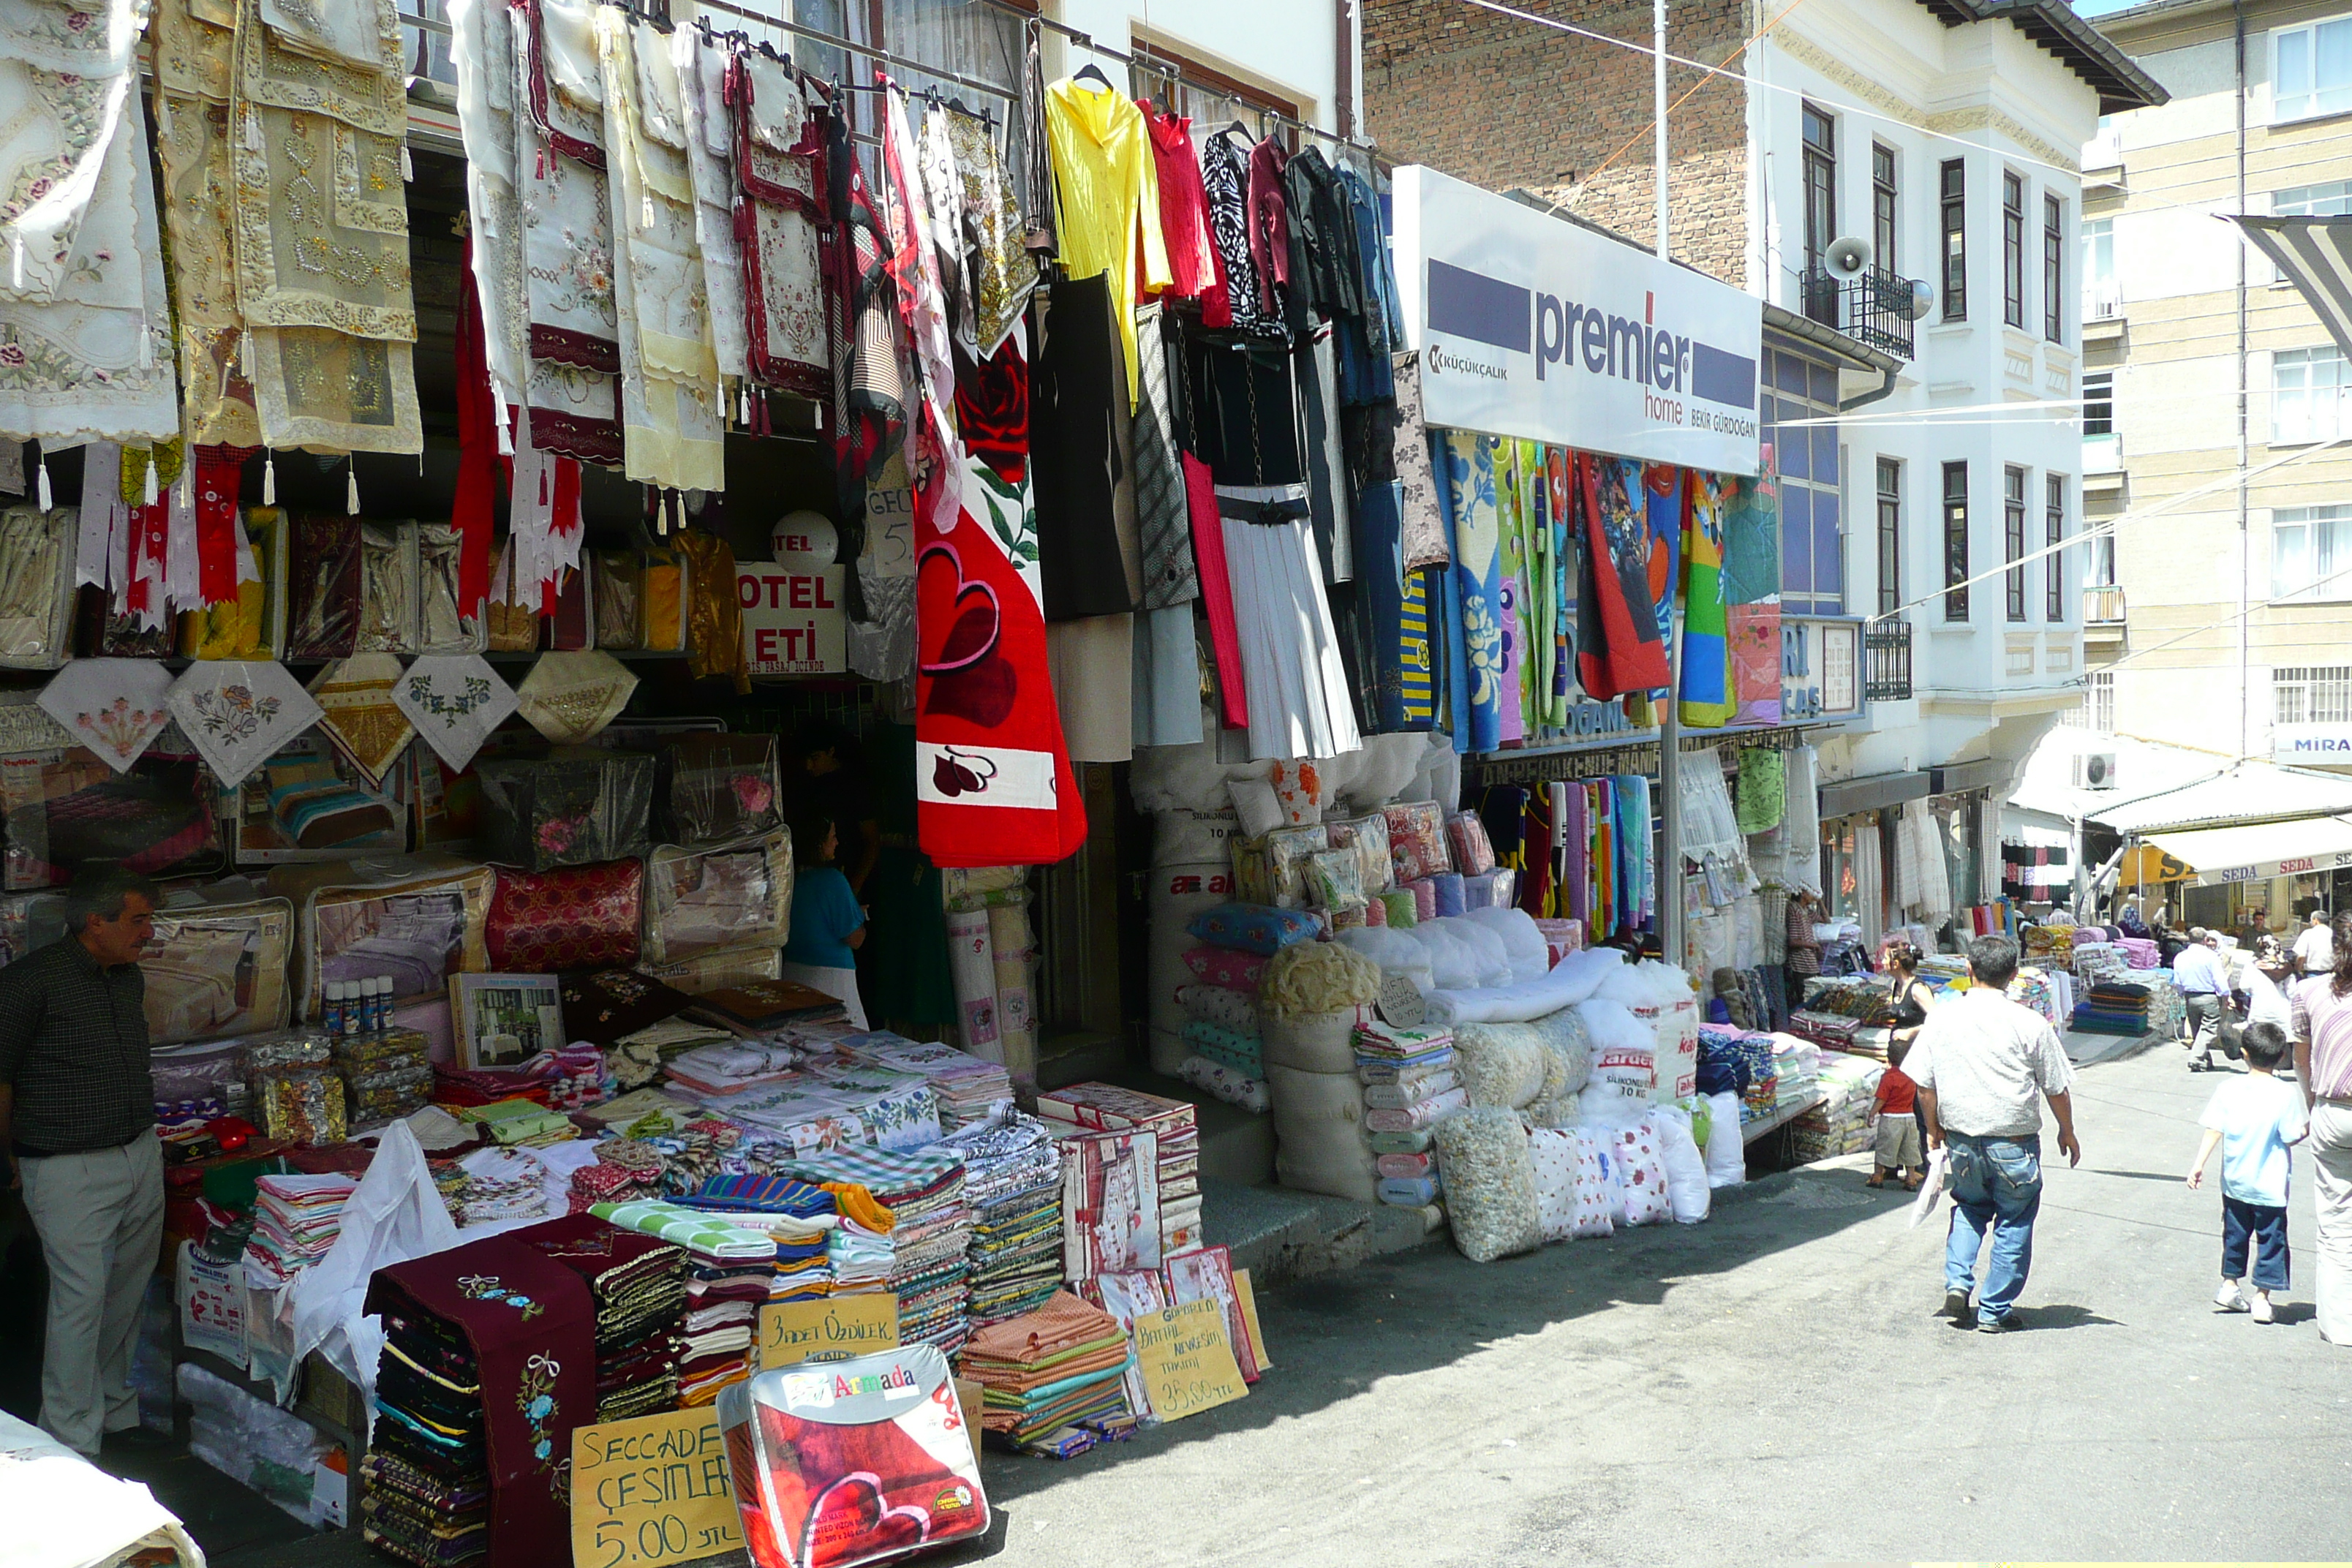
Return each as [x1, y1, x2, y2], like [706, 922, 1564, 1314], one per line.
[1199, 1177, 1444, 1290]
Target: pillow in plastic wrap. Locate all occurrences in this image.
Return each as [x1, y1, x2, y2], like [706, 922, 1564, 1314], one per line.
[1435, 1107, 1542, 1262]
[1226, 777, 1284, 838]
[472, 754, 656, 871]
[1610, 1120, 1673, 1226]
[1452, 1022, 1547, 1109]
[1179, 1055, 1268, 1113]
[657, 733, 783, 845]
[1182, 946, 1269, 992]
[641, 832, 792, 964]
[1384, 800, 1449, 882]
[1462, 907, 1552, 984]
[1445, 811, 1496, 875]
[1177, 983, 1260, 1035]
[1564, 1129, 1618, 1237]
[1184, 902, 1319, 956]
[1327, 810, 1392, 894]
[1305, 848, 1367, 913]
[488, 859, 644, 971]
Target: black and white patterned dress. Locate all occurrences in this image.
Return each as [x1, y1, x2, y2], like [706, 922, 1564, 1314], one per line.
[1201, 130, 1286, 341]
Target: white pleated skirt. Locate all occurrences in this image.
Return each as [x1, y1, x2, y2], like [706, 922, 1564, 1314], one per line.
[1218, 483, 1362, 761]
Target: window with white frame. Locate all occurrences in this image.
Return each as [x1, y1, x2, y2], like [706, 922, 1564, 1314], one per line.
[2275, 664, 2352, 725]
[2274, 346, 2352, 444]
[2274, 16, 2352, 124]
[2270, 181, 2352, 282]
[2062, 669, 2115, 733]
[2082, 216, 2117, 319]
[2273, 505, 2352, 600]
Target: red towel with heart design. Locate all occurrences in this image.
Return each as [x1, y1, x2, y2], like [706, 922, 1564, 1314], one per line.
[879, 85, 1083, 868]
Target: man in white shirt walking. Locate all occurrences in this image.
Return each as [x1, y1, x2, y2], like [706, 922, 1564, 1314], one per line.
[2174, 928, 2235, 1071]
[2295, 909, 2334, 979]
[1912, 935, 2083, 1333]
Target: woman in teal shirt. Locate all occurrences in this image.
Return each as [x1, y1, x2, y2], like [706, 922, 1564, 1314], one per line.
[783, 813, 869, 1028]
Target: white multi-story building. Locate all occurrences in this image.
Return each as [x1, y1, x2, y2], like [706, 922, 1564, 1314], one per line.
[1746, 0, 2166, 804]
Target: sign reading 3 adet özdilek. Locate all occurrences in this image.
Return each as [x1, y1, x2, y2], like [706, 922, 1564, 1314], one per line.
[1391, 165, 1763, 476]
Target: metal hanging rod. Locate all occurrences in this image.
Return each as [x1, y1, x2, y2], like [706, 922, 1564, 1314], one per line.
[689, 0, 1021, 102]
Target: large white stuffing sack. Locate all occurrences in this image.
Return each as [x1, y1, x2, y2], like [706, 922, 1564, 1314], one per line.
[1551, 945, 1626, 998]
[1704, 1089, 1747, 1188]
[1153, 807, 1246, 868]
[1262, 1008, 1365, 1074]
[1266, 1063, 1378, 1202]
[1147, 860, 1233, 1075]
[1434, 1107, 1544, 1262]
[1651, 1104, 1713, 1224]
[1460, 907, 1551, 984]
[1575, 1004, 1656, 1128]
[1453, 1022, 1548, 1109]
[1575, 998, 1655, 1058]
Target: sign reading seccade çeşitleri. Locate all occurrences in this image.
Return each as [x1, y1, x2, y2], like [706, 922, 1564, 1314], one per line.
[1390, 165, 1764, 476]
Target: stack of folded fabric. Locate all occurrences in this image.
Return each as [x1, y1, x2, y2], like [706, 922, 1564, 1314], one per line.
[2072, 978, 2154, 1036]
[567, 1139, 666, 1213]
[678, 1174, 838, 1303]
[2118, 936, 2160, 970]
[1355, 1023, 1457, 1208]
[641, 1117, 745, 1196]
[960, 1290, 1134, 1456]
[935, 1109, 1066, 1329]
[1036, 1083, 1202, 1256]
[1771, 1036, 1822, 1109]
[660, 1039, 804, 1098]
[519, 1215, 688, 1422]
[447, 1147, 552, 1226]
[363, 1235, 595, 1568]
[838, 1032, 1014, 1128]
[826, 1204, 895, 1296]
[243, 1173, 358, 1287]
[454, 1096, 579, 1150]
[589, 1199, 779, 1407]
[1792, 1052, 1885, 1161]
[779, 1147, 970, 1355]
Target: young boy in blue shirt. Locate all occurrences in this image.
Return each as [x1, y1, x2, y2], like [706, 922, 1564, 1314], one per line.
[2187, 1021, 2309, 1324]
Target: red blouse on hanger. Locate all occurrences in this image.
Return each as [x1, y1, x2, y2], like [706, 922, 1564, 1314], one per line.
[1140, 101, 1227, 314]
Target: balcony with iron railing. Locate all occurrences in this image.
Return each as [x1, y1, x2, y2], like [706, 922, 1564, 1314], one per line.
[1800, 266, 1916, 361]
[2084, 584, 2127, 625]
[1864, 617, 1914, 702]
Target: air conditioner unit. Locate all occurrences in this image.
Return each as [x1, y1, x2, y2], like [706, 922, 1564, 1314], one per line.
[2073, 752, 2119, 790]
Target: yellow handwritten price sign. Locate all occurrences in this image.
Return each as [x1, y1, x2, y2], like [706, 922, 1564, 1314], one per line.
[755, 1292, 898, 1368]
[570, 1408, 743, 1568]
[1133, 1297, 1248, 1422]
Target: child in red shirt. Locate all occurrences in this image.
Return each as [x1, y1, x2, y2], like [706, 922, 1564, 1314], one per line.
[1869, 1039, 1926, 1190]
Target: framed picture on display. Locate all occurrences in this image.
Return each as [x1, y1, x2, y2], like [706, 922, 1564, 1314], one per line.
[449, 971, 565, 1070]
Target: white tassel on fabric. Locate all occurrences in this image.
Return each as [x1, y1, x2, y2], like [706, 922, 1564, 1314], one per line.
[36, 456, 50, 512]
[402, 145, 414, 181]
[262, 451, 276, 505]
[346, 463, 361, 515]
[140, 456, 157, 508]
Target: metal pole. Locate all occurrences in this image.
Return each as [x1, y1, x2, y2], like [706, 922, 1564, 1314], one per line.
[1654, 0, 1684, 967]
[2235, 0, 2250, 764]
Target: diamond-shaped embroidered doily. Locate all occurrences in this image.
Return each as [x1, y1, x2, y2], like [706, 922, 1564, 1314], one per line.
[393, 653, 521, 772]
[516, 650, 638, 745]
[38, 659, 177, 774]
[165, 660, 323, 787]
[308, 652, 415, 788]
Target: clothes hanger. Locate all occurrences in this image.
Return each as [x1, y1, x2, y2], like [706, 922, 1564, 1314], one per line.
[1074, 62, 1112, 90]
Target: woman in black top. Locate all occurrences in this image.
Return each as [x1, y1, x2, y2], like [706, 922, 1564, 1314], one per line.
[1883, 941, 1934, 1051]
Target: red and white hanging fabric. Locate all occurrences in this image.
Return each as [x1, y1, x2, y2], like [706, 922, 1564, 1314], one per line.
[878, 76, 1083, 867]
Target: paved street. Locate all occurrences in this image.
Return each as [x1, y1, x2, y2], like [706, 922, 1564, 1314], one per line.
[956, 1037, 2351, 1566]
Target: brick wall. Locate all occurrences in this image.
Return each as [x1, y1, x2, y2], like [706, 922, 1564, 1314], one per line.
[1362, 0, 1752, 287]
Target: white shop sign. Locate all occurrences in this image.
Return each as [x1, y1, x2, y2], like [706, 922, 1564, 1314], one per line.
[1391, 165, 1764, 475]
[739, 519, 846, 676]
[2274, 723, 2352, 764]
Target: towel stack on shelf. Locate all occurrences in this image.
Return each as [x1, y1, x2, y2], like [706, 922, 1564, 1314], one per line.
[780, 1147, 972, 1355]
[935, 1108, 1066, 1329]
[243, 1174, 358, 1286]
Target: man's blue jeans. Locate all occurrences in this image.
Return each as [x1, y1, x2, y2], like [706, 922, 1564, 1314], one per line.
[1943, 1133, 2043, 1324]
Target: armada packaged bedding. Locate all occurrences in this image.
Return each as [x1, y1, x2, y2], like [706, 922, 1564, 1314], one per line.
[641, 832, 794, 965]
[274, 856, 494, 1022]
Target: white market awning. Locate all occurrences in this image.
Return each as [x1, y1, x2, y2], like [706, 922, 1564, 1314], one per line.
[2141, 815, 2352, 887]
